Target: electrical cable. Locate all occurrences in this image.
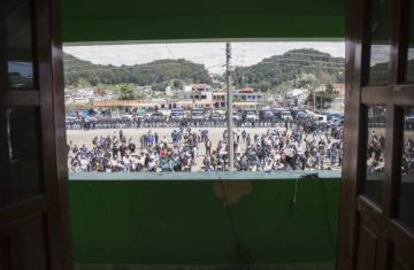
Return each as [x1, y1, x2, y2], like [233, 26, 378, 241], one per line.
[218, 180, 252, 270]
[320, 178, 336, 253]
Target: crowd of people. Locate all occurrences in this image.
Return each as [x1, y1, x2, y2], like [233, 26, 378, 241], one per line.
[68, 118, 346, 173]
[206, 124, 343, 172]
[366, 131, 386, 174]
[66, 115, 316, 130]
[366, 130, 414, 176]
[68, 128, 202, 172]
[402, 138, 414, 175]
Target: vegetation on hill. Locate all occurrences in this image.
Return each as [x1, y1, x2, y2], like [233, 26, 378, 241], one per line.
[63, 53, 212, 88]
[64, 48, 345, 94]
[233, 48, 345, 92]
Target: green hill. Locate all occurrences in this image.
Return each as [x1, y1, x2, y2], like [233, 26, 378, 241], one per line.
[63, 53, 212, 88]
[233, 48, 345, 91]
[64, 48, 345, 91]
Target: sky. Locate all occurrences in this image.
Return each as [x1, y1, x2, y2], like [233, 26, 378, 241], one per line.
[64, 41, 345, 74]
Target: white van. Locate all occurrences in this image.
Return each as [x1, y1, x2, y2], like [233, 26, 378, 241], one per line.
[314, 114, 328, 124]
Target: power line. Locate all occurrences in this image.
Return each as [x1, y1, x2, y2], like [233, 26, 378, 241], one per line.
[63, 46, 344, 65]
[64, 59, 343, 75]
[65, 61, 227, 74]
[258, 59, 344, 66]
[165, 44, 176, 59]
[226, 42, 234, 172]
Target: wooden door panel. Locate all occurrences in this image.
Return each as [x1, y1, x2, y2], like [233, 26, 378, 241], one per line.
[339, 0, 414, 269]
[0, 0, 72, 269]
[389, 221, 414, 266]
[7, 215, 48, 270]
[1, 0, 36, 91]
[0, 107, 43, 206]
[0, 234, 11, 270]
[356, 225, 379, 270]
[392, 255, 413, 270]
[391, 241, 414, 270]
[392, 259, 411, 270]
[0, 215, 49, 270]
[366, 0, 392, 86]
[357, 195, 385, 231]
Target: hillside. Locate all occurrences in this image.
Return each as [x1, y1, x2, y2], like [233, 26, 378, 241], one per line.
[233, 48, 345, 91]
[63, 53, 212, 88]
[64, 48, 345, 91]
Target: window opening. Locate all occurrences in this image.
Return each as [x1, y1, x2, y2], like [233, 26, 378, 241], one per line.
[64, 41, 345, 174]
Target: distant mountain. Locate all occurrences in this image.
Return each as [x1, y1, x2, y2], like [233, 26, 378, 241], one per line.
[64, 48, 345, 90]
[232, 48, 345, 91]
[63, 53, 212, 88]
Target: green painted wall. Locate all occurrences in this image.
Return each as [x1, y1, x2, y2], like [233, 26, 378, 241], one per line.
[62, 0, 344, 42]
[69, 178, 340, 267]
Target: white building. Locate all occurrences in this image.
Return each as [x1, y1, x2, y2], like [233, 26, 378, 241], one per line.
[233, 87, 263, 103]
[285, 88, 309, 106]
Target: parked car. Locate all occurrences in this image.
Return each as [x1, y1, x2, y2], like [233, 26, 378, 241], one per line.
[260, 110, 275, 121]
[150, 112, 165, 121]
[65, 116, 77, 122]
[280, 111, 293, 121]
[295, 111, 308, 120]
[245, 110, 258, 121]
[170, 108, 185, 120]
[313, 114, 328, 124]
[121, 114, 134, 121]
[211, 112, 226, 121]
[191, 108, 205, 120]
[232, 111, 242, 121]
[159, 109, 171, 118]
[406, 116, 414, 128]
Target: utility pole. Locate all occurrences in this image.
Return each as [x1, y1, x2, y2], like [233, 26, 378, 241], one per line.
[313, 88, 316, 113]
[226, 42, 234, 171]
[320, 94, 323, 110]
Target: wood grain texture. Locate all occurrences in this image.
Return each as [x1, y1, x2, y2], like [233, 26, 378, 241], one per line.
[0, 0, 73, 269]
[339, 0, 414, 269]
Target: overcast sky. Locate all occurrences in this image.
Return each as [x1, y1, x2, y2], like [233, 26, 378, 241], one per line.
[64, 41, 345, 74]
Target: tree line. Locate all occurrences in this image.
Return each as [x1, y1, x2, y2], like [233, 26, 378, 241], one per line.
[64, 54, 211, 89]
[64, 48, 346, 92]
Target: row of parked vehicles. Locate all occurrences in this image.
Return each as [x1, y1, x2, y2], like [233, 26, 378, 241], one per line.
[66, 106, 345, 126]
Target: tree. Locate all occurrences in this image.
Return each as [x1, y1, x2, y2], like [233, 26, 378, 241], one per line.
[295, 73, 319, 112]
[256, 81, 271, 92]
[117, 84, 137, 100]
[305, 83, 338, 110]
[152, 82, 168, 92]
[74, 78, 91, 88]
[64, 53, 212, 88]
[274, 81, 293, 107]
[172, 79, 184, 90]
[233, 48, 345, 90]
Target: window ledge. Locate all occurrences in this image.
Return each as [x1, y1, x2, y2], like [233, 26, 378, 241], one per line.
[69, 170, 342, 181]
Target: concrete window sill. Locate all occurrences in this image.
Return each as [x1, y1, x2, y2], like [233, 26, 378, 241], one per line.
[69, 170, 342, 181]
